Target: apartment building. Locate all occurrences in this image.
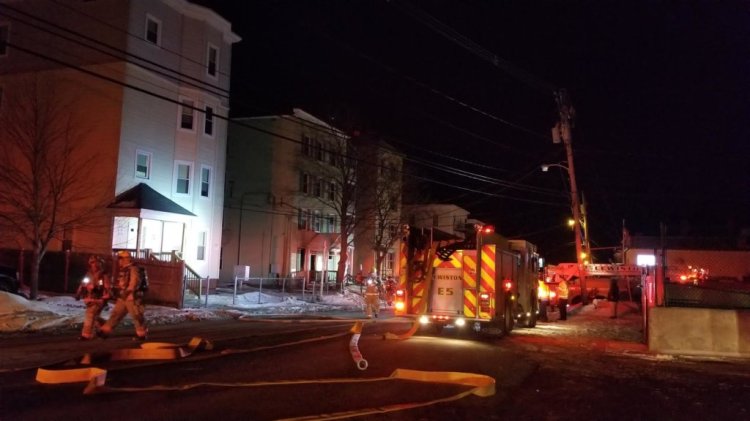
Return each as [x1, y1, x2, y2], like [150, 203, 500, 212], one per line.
[402, 203, 474, 241]
[223, 109, 350, 281]
[0, 0, 240, 280]
[352, 135, 404, 277]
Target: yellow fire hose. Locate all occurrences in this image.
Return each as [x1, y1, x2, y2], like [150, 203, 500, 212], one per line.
[34, 321, 495, 417]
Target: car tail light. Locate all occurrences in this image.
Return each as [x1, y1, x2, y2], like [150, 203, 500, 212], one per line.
[504, 280, 512, 291]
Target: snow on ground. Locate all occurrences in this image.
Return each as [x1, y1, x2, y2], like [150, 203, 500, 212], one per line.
[0, 289, 366, 333]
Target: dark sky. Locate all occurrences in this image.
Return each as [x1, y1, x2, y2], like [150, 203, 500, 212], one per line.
[198, 0, 750, 262]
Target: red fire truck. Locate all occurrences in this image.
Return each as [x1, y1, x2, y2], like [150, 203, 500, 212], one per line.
[394, 226, 541, 337]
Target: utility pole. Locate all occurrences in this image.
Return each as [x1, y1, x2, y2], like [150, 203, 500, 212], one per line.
[552, 88, 588, 304]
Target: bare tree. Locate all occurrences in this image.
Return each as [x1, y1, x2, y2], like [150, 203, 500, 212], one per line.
[311, 130, 362, 289]
[0, 76, 110, 299]
[368, 176, 402, 276]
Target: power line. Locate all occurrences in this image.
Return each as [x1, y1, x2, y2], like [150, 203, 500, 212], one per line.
[289, 12, 551, 142]
[2, 3, 229, 99]
[3, 39, 566, 207]
[391, 0, 557, 94]
[8, 1, 560, 198]
[1, 2, 570, 206]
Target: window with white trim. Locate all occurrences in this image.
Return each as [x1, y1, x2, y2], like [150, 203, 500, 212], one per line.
[203, 105, 214, 136]
[196, 231, 207, 261]
[175, 161, 192, 195]
[135, 150, 151, 179]
[200, 165, 211, 198]
[145, 15, 161, 46]
[180, 98, 195, 130]
[206, 43, 219, 78]
[0, 24, 9, 57]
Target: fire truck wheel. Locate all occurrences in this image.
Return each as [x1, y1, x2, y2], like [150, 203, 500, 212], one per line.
[521, 301, 538, 328]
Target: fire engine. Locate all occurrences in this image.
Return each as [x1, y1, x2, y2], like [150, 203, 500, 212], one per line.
[393, 225, 541, 337]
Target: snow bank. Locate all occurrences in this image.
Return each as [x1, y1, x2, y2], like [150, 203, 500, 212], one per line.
[0, 289, 366, 333]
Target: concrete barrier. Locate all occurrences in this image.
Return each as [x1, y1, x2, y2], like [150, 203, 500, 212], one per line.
[648, 307, 750, 357]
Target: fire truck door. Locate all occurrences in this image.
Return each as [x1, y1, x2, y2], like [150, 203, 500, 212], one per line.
[432, 267, 463, 314]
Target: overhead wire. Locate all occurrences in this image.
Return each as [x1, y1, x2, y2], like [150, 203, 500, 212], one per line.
[1, 38, 568, 207]
[0, 3, 568, 207]
[27, 0, 553, 180]
[391, 0, 558, 95]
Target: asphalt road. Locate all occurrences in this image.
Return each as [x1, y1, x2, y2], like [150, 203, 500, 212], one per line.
[2, 305, 750, 420]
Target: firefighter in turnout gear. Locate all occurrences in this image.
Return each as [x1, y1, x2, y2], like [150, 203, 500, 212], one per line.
[76, 255, 111, 340]
[364, 278, 380, 318]
[99, 250, 148, 340]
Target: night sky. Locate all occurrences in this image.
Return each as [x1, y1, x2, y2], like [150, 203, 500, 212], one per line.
[198, 0, 750, 262]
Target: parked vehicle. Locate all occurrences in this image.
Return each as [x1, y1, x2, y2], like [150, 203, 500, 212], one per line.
[394, 227, 541, 337]
[0, 266, 23, 297]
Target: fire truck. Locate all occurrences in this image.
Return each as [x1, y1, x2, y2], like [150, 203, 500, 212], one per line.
[394, 226, 541, 337]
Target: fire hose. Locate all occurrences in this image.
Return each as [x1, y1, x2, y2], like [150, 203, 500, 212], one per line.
[34, 319, 495, 418]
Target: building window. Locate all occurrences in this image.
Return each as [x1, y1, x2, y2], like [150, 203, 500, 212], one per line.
[385, 251, 395, 274]
[327, 181, 336, 201]
[314, 179, 323, 198]
[298, 208, 309, 230]
[300, 172, 312, 194]
[200, 166, 211, 198]
[312, 210, 321, 232]
[197, 231, 207, 261]
[135, 150, 151, 179]
[0, 24, 9, 57]
[206, 43, 219, 78]
[145, 15, 161, 46]
[175, 161, 192, 195]
[325, 214, 336, 233]
[180, 98, 195, 130]
[301, 134, 312, 156]
[314, 140, 324, 161]
[203, 105, 214, 136]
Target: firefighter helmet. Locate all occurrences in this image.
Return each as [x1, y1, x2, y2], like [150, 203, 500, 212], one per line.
[116, 250, 131, 259]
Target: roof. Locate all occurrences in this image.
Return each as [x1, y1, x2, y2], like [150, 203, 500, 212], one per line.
[108, 183, 196, 216]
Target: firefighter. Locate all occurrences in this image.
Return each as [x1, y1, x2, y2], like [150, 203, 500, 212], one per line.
[99, 251, 148, 340]
[557, 277, 570, 321]
[75, 255, 111, 340]
[364, 278, 380, 318]
[537, 279, 550, 322]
